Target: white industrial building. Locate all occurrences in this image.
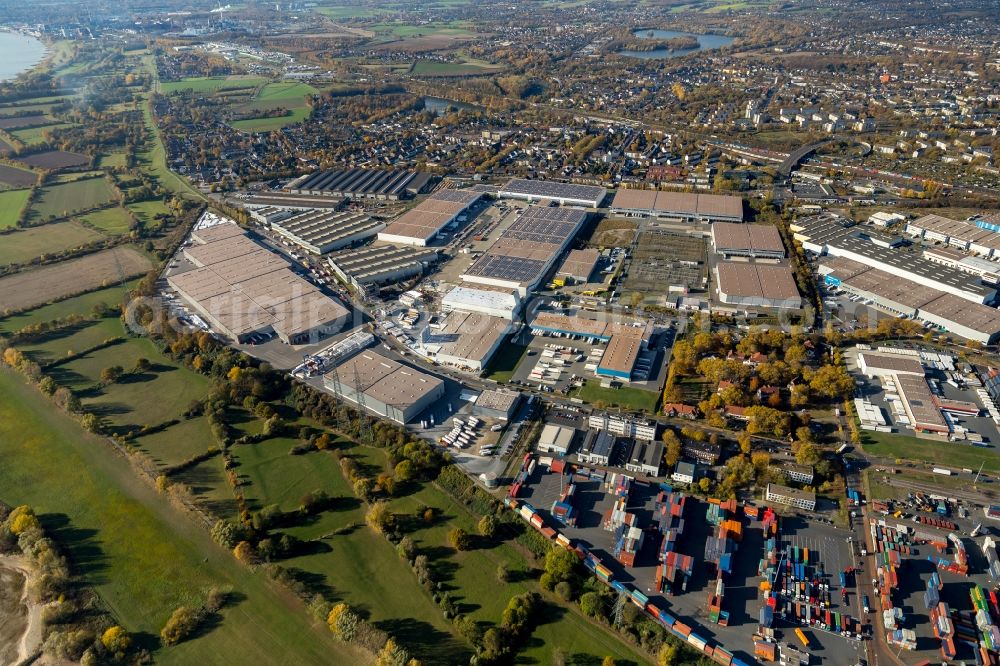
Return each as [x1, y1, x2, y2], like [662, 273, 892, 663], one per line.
[588, 412, 658, 440]
[905, 214, 1000, 258]
[377, 189, 483, 246]
[795, 216, 997, 305]
[765, 483, 816, 511]
[441, 285, 521, 320]
[423, 311, 511, 372]
[538, 423, 575, 455]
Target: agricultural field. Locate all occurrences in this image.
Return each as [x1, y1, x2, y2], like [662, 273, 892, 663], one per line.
[0, 188, 30, 228]
[159, 75, 268, 95]
[30, 176, 116, 219]
[228, 82, 319, 132]
[0, 246, 152, 312]
[78, 206, 134, 235]
[410, 60, 502, 76]
[19, 149, 90, 170]
[0, 371, 359, 664]
[0, 221, 104, 266]
[0, 114, 49, 129]
[0, 281, 135, 333]
[9, 123, 75, 145]
[0, 163, 37, 188]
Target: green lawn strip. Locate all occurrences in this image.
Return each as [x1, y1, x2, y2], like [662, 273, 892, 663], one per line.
[0, 188, 30, 228]
[482, 339, 528, 382]
[0, 220, 104, 265]
[133, 416, 218, 469]
[0, 281, 135, 333]
[30, 178, 116, 219]
[78, 206, 133, 235]
[393, 484, 652, 664]
[280, 523, 473, 663]
[97, 152, 127, 169]
[570, 379, 660, 412]
[173, 454, 240, 520]
[0, 370, 359, 664]
[860, 430, 1000, 473]
[17, 316, 123, 366]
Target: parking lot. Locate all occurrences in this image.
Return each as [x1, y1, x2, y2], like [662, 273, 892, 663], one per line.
[518, 464, 866, 666]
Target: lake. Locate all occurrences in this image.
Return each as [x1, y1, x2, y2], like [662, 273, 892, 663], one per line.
[619, 28, 735, 59]
[0, 31, 46, 82]
[423, 96, 482, 115]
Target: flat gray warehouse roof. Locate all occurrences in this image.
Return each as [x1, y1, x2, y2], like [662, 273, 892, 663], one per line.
[711, 222, 785, 256]
[327, 350, 444, 410]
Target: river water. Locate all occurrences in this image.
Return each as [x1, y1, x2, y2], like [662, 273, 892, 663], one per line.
[0, 31, 47, 82]
[619, 28, 735, 59]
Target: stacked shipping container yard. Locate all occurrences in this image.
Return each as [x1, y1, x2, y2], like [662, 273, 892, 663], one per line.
[502, 456, 754, 666]
[654, 484, 693, 594]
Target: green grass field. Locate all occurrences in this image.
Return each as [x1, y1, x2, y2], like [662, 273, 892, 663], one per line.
[62, 336, 211, 430]
[127, 199, 172, 229]
[233, 436, 349, 513]
[159, 76, 269, 95]
[229, 82, 318, 132]
[79, 206, 133, 235]
[97, 152, 127, 169]
[570, 380, 660, 412]
[372, 22, 475, 38]
[482, 340, 528, 382]
[18, 316, 124, 366]
[9, 123, 75, 145]
[30, 177, 116, 220]
[860, 430, 1000, 473]
[0, 370, 359, 663]
[134, 416, 217, 469]
[0, 221, 104, 266]
[0, 281, 135, 333]
[0, 188, 30, 228]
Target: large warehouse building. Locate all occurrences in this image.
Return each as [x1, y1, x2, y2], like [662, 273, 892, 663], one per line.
[377, 189, 484, 246]
[322, 350, 445, 423]
[793, 216, 997, 304]
[327, 244, 440, 293]
[498, 178, 607, 208]
[609, 189, 744, 222]
[905, 214, 1000, 258]
[711, 222, 786, 259]
[529, 312, 654, 381]
[267, 209, 384, 255]
[441, 285, 521, 320]
[461, 206, 589, 295]
[819, 255, 1000, 344]
[714, 261, 802, 310]
[423, 310, 511, 372]
[286, 168, 435, 200]
[168, 222, 349, 344]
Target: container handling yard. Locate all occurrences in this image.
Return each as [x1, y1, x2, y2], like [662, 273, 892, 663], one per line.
[505, 453, 868, 666]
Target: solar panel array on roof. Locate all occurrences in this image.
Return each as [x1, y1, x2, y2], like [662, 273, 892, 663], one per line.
[499, 178, 607, 206]
[462, 205, 589, 290]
